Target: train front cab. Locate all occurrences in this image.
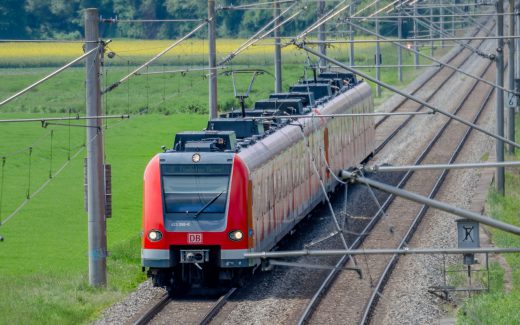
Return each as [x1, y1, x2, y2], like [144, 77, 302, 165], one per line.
[142, 150, 255, 288]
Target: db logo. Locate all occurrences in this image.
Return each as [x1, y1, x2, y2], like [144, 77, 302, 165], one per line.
[188, 233, 203, 244]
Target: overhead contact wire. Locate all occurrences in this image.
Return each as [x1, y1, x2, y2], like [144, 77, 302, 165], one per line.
[103, 20, 208, 94]
[219, 2, 301, 66]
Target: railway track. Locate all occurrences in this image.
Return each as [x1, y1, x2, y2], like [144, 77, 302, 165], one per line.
[298, 36, 498, 325]
[132, 288, 236, 325]
[373, 20, 495, 154]
[120, 15, 498, 325]
[290, 17, 498, 324]
[360, 56, 497, 325]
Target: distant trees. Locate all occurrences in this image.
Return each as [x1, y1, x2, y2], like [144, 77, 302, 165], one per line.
[0, 0, 426, 40]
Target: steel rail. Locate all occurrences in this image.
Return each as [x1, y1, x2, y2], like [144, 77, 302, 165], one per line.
[343, 20, 515, 96]
[296, 41, 496, 325]
[199, 287, 237, 325]
[296, 43, 520, 150]
[358, 59, 497, 325]
[133, 293, 171, 325]
[373, 23, 489, 131]
[132, 287, 236, 325]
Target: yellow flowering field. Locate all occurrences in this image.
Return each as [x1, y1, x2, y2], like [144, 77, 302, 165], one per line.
[0, 37, 371, 67]
[0, 39, 294, 66]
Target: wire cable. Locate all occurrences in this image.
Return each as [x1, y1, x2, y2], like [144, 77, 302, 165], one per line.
[218, 2, 302, 66]
[0, 45, 102, 108]
[103, 20, 208, 94]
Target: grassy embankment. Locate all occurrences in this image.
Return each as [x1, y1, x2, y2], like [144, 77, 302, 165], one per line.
[455, 117, 520, 324]
[0, 38, 438, 324]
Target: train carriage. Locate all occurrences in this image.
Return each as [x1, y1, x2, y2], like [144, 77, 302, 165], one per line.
[142, 73, 375, 289]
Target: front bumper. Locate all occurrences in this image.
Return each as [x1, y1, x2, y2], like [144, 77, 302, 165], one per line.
[141, 248, 255, 268]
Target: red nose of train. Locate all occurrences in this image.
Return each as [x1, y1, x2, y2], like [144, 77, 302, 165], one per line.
[142, 151, 253, 269]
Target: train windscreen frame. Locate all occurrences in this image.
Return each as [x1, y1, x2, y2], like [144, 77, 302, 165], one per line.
[161, 164, 232, 216]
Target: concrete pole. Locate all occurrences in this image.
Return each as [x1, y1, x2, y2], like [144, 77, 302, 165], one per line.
[452, 3, 455, 36]
[397, 0, 403, 82]
[318, 0, 327, 71]
[274, 1, 282, 93]
[375, 0, 381, 96]
[414, 2, 419, 68]
[430, 3, 434, 57]
[516, 8, 520, 116]
[508, 0, 515, 154]
[349, 3, 355, 66]
[440, 0, 444, 48]
[496, 0, 506, 195]
[85, 8, 107, 287]
[208, 0, 218, 119]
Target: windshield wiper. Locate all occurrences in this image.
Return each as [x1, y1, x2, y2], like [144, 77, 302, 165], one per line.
[193, 190, 226, 218]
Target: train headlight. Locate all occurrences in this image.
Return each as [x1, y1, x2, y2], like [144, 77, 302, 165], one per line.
[192, 153, 201, 163]
[228, 230, 244, 241]
[147, 230, 163, 242]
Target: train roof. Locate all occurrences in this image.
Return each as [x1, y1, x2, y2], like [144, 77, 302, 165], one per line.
[289, 83, 332, 101]
[254, 98, 304, 115]
[168, 70, 366, 154]
[207, 118, 264, 139]
[269, 92, 315, 107]
[173, 131, 237, 152]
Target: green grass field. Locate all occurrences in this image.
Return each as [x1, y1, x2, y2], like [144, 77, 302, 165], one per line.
[0, 39, 445, 324]
[0, 114, 209, 324]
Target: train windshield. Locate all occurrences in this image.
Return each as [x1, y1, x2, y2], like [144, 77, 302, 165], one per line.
[161, 164, 232, 216]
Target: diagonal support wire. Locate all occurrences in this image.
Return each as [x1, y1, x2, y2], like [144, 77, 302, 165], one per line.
[218, 3, 302, 66]
[0, 45, 101, 108]
[343, 20, 513, 95]
[294, 43, 520, 150]
[103, 20, 208, 94]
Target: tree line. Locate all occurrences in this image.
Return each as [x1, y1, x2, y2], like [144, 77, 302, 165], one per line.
[0, 0, 464, 41]
[0, 0, 325, 40]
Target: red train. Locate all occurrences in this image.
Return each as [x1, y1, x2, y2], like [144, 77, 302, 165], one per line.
[142, 71, 375, 289]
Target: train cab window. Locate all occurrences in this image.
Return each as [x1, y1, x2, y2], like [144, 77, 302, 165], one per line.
[161, 164, 232, 216]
